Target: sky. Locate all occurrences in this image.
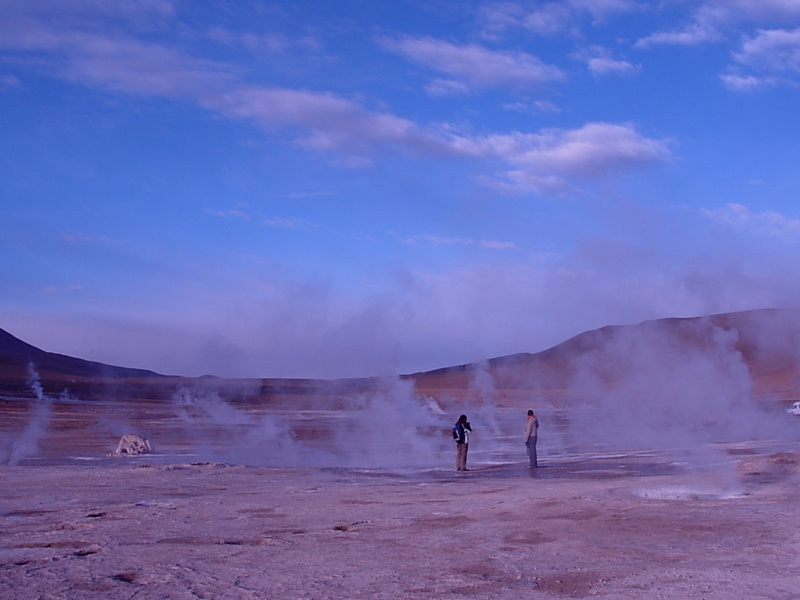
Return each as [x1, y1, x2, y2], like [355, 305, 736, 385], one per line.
[2, 0, 800, 380]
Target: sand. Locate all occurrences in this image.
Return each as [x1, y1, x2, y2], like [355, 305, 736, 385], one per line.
[3, 446, 800, 600]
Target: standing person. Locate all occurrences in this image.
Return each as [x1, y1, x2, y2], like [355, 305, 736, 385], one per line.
[453, 414, 472, 471]
[524, 409, 539, 468]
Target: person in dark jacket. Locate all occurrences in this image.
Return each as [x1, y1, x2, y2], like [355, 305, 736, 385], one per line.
[454, 414, 472, 471]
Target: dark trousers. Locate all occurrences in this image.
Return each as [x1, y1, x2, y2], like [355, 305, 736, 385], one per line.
[526, 437, 538, 468]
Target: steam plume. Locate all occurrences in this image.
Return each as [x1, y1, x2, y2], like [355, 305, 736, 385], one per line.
[169, 378, 452, 468]
[1, 364, 54, 465]
[542, 319, 799, 470]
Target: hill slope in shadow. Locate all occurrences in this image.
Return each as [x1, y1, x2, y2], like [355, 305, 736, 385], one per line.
[0, 327, 163, 380]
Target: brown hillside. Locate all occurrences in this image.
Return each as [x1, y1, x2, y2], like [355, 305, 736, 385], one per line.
[2, 308, 799, 408]
[409, 308, 800, 406]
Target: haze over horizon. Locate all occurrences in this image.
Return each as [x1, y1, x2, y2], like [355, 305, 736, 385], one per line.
[3, 0, 800, 379]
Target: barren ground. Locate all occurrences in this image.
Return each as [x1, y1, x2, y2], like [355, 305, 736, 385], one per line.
[3, 435, 800, 599]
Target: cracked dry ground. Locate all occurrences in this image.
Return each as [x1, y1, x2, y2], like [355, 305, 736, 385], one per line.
[2, 452, 800, 600]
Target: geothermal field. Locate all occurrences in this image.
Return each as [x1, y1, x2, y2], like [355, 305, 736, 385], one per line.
[3, 309, 800, 599]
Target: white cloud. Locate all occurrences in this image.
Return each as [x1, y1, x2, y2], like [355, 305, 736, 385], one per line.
[702, 203, 800, 236]
[0, 0, 175, 26]
[569, 0, 644, 21]
[734, 27, 800, 71]
[218, 87, 452, 159]
[588, 56, 639, 75]
[698, 0, 800, 25]
[479, 2, 569, 37]
[636, 0, 800, 49]
[0, 14, 237, 97]
[722, 27, 800, 89]
[480, 0, 643, 37]
[535, 100, 562, 113]
[449, 122, 672, 193]
[479, 170, 575, 196]
[579, 46, 641, 76]
[633, 4, 800, 89]
[502, 99, 562, 113]
[635, 23, 723, 48]
[719, 73, 775, 90]
[424, 78, 471, 97]
[0, 3, 671, 197]
[401, 234, 519, 250]
[380, 36, 566, 89]
[491, 122, 671, 176]
[521, 3, 575, 35]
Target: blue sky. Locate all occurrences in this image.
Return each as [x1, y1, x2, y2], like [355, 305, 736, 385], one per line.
[2, 0, 800, 379]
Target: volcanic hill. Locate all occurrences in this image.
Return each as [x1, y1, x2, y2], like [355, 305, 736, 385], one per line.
[2, 307, 800, 407]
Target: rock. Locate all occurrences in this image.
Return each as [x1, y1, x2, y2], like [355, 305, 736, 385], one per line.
[111, 434, 152, 456]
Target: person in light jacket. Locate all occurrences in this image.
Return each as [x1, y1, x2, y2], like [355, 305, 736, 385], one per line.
[524, 409, 539, 468]
[454, 414, 472, 471]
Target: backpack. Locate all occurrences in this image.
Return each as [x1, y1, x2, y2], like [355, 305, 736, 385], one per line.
[452, 424, 460, 441]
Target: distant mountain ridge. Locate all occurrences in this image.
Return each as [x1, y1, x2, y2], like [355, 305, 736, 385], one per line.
[415, 308, 800, 371]
[0, 327, 163, 379]
[409, 308, 800, 400]
[2, 308, 800, 399]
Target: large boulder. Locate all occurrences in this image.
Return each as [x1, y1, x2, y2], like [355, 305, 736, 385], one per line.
[111, 434, 152, 456]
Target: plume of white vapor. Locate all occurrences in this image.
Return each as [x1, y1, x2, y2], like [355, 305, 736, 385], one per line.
[331, 378, 451, 468]
[2, 364, 55, 465]
[170, 384, 315, 465]
[168, 378, 452, 468]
